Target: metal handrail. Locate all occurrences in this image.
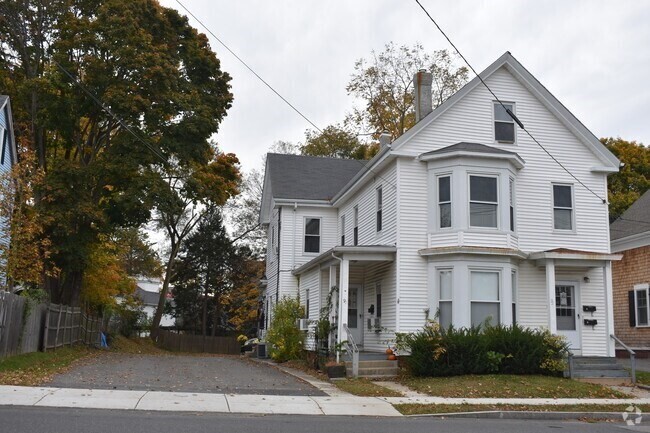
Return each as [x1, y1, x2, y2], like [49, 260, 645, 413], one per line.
[611, 334, 636, 385]
[342, 324, 359, 378]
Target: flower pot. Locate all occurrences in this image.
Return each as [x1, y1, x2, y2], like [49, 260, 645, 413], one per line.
[388, 354, 397, 361]
[326, 364, 347, 379]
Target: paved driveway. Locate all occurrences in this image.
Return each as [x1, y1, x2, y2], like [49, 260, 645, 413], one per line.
[47, 353, 324, 396]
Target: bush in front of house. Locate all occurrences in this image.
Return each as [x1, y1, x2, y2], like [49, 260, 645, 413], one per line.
[266, 296, 305, 362]
[397, 321, 569, 377]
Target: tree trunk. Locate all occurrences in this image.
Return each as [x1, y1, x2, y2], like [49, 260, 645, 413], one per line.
[201, 286, 208, 338]
[151, 244, 179, 338]
[211, 295, 219, 337]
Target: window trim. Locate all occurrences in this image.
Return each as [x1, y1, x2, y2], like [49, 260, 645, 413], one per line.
[634, 283, 650, 328]
[437, 174, 452, 230]
[551, 183, 575, 232]
[376, 186, 383, 233]
[340, 214, 346, 246]
[469, 269, 501, 327]
[353, 205, 359, 246]
[493, 101, 517, 144]
[468, 173, 500, 229]
[303, 216, 322, 255]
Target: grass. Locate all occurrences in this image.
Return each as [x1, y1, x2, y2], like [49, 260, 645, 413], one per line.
[634, 370, 650, 386]
[333, 378, 403, 397]
[109, 335, 168, 355]
[401, 374, 630, 399]
[0, 345, 96, 386]
[395, 403, 650, 416]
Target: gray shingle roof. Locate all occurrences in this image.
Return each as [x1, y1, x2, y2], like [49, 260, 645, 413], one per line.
[610, 190, 650, 240]
[135, 287, 160, 306]
[420, 142, 519, 157]
[266, 153, 365, 200]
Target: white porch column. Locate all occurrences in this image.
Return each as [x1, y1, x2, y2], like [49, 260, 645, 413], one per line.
[501, 265, 513, 326]
[336, 258, 350, 361]
[328, 265, 338, 349]
[546, 259, 557, 333]
[604, 261, 615, 357]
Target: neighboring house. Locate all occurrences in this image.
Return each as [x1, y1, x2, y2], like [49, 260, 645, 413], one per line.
[134, 277, 175, 328]
[0, 96, 18, 288]
[611, 190, 650, 356]
[259, 52, 621, 358]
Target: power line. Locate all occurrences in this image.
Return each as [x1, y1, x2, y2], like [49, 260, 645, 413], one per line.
[52, 59, 168, 165]
[413, 0, 608, 205]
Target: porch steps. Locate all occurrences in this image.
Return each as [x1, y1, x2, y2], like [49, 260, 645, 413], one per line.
[568, 356, 631, 380]
[345, 359, 399, 378]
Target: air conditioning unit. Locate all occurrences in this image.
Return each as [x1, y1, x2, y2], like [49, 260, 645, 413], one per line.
[367, 317, 381, 330]
[257, 342, 268, 359]
[298, 318, 310, 331]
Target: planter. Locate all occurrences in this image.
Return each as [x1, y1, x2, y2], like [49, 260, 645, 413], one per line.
[388, 354, 397, 361]
[326, 364, 347, 379]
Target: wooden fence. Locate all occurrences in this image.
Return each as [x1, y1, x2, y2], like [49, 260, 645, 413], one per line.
[156, 330, 239, 355]
[0, 290, 105, 358]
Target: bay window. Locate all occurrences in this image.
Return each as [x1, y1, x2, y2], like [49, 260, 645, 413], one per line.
[438, 175, 451, 228]
[470, 175, 498, 228]
[438, 269, 452, 328]
[470, 270, 500, 327]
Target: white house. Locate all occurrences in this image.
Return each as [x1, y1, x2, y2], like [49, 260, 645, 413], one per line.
[259, 52, 621, 359]
[134, 277, 175, 328]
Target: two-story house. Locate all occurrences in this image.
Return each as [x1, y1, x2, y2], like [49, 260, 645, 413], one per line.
[259, 52, 621, 359]
[0, 96, 18, 288]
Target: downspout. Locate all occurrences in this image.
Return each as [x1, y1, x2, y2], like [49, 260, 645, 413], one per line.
[331, 252, 343, 363]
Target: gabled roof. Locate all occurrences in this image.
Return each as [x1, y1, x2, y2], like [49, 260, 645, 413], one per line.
[265, 153, 364, 201]
[610, 190, 650, 241]
[420, 141, 518, 156]
[391, 52, 620, 169]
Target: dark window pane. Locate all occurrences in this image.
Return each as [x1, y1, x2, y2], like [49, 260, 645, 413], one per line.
[377, 188, 382, 207]
[305, 236, 320, 253]
[637, 290, 648, 326]
[553, 185, 572, 207]
[376, 293, 382, 317]
[470, 203, 497, 227]
[470, 176, 497, 202]
[353, 227, 358, 246]
[494, 103, 513, 121]
[554, 209, 572, 230]
[440, 203, 451, 228]
[341, 235, 345, 246]
[510, 206, 515, 231]
[376, 210, 382, 232]
[495, 122, 515, 142]
[438, 176, 450, 202]
[512, 303, 516, 324]
[305, 218, 320, 235]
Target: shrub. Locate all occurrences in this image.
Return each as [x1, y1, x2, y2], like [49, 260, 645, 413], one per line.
[266, 296, 304, 362]
[399, 321, 569, 377]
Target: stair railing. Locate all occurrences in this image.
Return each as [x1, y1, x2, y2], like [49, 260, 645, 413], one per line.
[611, 334, 636, 385]
[342, 324, 359, 378]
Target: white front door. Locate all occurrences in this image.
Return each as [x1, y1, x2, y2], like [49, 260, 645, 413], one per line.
[347, 286, 364, 346]
[555, 283, 581, 351]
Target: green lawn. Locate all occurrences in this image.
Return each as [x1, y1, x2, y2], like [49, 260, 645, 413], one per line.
[401, 374, 629, 399]
[333, 378, 403, 397]
[0, 345, 95, 386]
[396, 403, 650, 416]
[634, 370, 650, 386]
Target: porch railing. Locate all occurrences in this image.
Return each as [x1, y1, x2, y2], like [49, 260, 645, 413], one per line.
[342, 324, 359, 378]
[611, 334, 636, 385]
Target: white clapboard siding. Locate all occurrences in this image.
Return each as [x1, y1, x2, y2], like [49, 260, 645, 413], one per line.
[361, 261, 396, 352]
[516, 261, 550, 329]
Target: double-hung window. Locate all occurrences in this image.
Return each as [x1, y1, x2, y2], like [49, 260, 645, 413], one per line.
[634, 284, 650, 327]
[470, 270, 500, 327]
[438, 175, 451, 228]
[469, 175, 498, 228]
[511, 270, 517, 324]
[340, 215, 346, 246]
[353, 206, 359, 246]
[494, 102, 515, 143]
[438, 269, 452, 328]
[376, 187, 383, 232]
[552, 184, 573, 230]
[304, 218, 321, 253]
[509, 178, 515, 232]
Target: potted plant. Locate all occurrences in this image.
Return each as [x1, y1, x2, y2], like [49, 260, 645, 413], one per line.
[325, 360, 347, 378]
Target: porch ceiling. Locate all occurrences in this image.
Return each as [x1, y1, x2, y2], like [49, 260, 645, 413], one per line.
[291, 245, 396, 276]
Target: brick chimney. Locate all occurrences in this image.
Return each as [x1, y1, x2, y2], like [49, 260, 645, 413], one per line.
[414, 69, 433, 122]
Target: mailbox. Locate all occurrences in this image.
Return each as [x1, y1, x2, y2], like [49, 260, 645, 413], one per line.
[583, 319, 598, 327]
[582, 305, 597, 313]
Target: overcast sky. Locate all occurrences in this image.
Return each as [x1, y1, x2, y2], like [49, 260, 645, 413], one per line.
[159, 0, 650, 175]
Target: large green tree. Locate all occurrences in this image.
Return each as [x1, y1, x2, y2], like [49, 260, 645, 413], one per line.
[0, 0, 238, 305]
[602, 137, 650, 221]
[301, 124, 377, 160]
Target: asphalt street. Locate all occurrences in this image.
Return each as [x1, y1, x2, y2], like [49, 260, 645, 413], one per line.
[1, 406, 646, 433]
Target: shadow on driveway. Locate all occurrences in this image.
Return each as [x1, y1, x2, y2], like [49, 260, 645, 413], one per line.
[47, 353, 325, 396]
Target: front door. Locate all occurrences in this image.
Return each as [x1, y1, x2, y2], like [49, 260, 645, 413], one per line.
[347, 286, 364, 346]
[555, 283, 581, 351]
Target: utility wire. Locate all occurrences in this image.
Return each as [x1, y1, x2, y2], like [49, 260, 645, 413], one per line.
[413, 0, 608, 205]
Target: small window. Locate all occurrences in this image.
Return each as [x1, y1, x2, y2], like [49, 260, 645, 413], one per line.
[376, 187, 383, 232]
[494, 102, 515, 143]
[304, 218, 321, 253]
[438, 176, 451, 228]
[340, 215, 346, 246]
[470, 271, 500, 327]
[469, 175, 498, 228]
[511, 270, 517, 324]
[509, 178, 515, 232]
[438, 269, 452, 328]
[376, 283, 382, 318]
[635, 285, 650, 327]
[552, 184, 573, 230]
[353, 206, 359, 246]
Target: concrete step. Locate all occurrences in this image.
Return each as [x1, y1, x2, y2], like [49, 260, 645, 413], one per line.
[572, 369, 630, 378]
[573, 363, 625, 371]
[347, 366, 399, 378]
[345, 360, 398, 369]
[572, 357, 618, 365]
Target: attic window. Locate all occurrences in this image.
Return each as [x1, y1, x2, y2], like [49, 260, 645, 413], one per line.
[494, 102, 515, 143]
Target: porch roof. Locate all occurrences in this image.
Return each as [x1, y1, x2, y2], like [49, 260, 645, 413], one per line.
[418, 245, 528, 259]
[291, 245, 396, 276]
[528, 248, 622, 261]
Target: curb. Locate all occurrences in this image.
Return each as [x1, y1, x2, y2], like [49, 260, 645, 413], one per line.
[406, 410, 625, 421]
